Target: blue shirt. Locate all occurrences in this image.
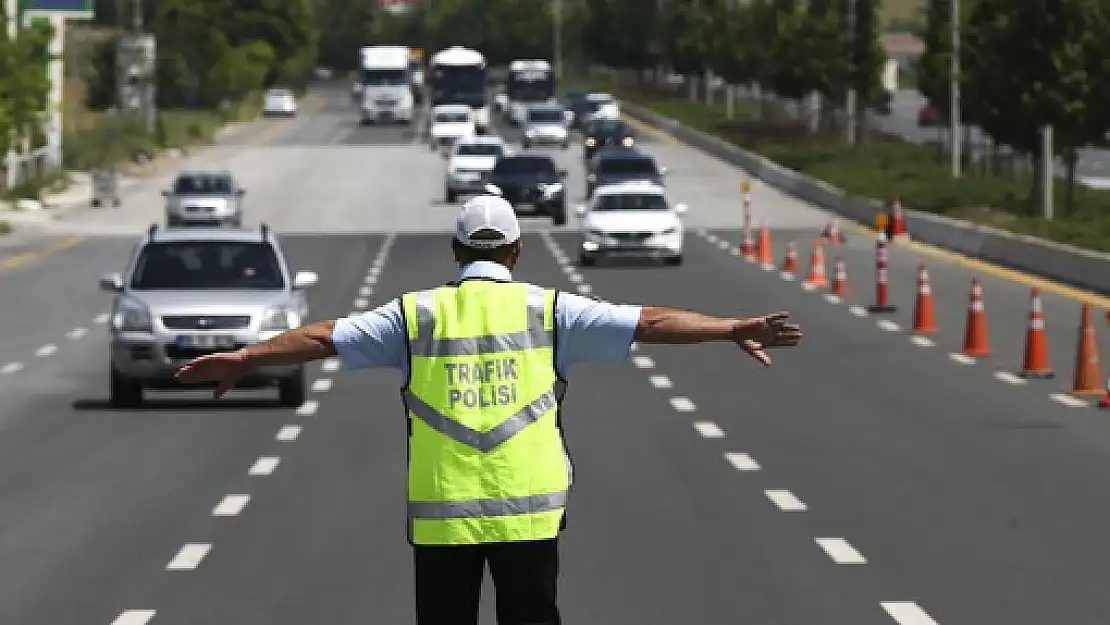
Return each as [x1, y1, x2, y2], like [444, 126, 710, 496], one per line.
[332, 261, 643, 378]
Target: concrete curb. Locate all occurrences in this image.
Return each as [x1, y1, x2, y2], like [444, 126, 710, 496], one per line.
[621, 100, 1110, 296]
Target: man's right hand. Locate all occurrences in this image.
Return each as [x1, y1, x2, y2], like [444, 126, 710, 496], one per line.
[732, 312, 802, 367]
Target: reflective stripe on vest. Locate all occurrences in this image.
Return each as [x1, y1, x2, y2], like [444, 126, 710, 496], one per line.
[402, 282, 568, 545]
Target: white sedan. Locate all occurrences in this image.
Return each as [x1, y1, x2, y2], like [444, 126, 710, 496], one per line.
[575, 181, 686, 266]
[428, 104, 477, 151]
[262, 87, 297, 117]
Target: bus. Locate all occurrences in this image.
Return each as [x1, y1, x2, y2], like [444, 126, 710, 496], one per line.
[428, 46, 490, 133]
[506, 59, 556, 125]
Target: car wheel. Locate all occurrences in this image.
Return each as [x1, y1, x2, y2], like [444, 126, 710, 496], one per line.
[579, 254, 596, 267]
[665, 255, 683, 266]
[109, 366, 143, 408]
[445, 188, 458, 203]
[278, 368, 307, 407]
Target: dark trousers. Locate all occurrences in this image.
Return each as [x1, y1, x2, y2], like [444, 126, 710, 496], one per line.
[414, 538, 561, 625]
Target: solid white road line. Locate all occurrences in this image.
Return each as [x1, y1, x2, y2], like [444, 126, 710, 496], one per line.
[363, 274, 376, 284]
[35, 344, 56, 357]
[212, 494, 250, 517]
[1050, 393, 1091, 408]
[993, 371, 1026, 385]
[880, 601, 939, 625]
[311, 378, 333, 392]
[876, 320, 901, 332]
[276, 425, 302, 441]
[94, 313, 110, 324]
[110, 610, 157, 625]
[848, 305, 868, 317]
[648, 375, 672, 389]
[248, 456, 280, 476]
[165, 543, 211, 570]
[632, 356, 655, 369]
[948, 353, 976, 365]
[66, 327, 87, 340]
[0, 362, 22, 374]
[909, 336, 935, 347]
[321, 358, 341, 372]
[724, 452, 760, 471]
[693, 421, 725, 438]
[765, 489, 807, 512]
[815, 538, 867, 564]
[670, 396, 697, 412]
[295, 400, 319, 416]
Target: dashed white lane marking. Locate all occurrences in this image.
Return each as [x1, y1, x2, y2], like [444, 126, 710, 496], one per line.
[706, 233, 719, 243]
[35, 344, 56, 357]
[876, 320, 901, 332]
[66, 327, 87, 340]
[94, 313, 110, 324]
[815, 538, 867, 564]
[909, 336, 935, 347]
[353, 297, 369, 308]
[801, 282, 816, 292]
[248, 456, 280, 476]
[632, 356, 655, 369]
[648, 374, 672, 389]
[296, 400, 319, 416]
[321, 358, 341, 372]
[276, 425, 302, 441]
[670, 396, 697, 412]
[562, 265, 575, 275]
[311, 378, 333, 393]
[948, 353, 976, 365]
[165, 543, 211, 570]
[724, 452, 760, 471]
[881, 601, 939, 625]
[576, 284, 592, 295]
[363, 274, 376, 283]
[368, 266, 380, 276]
[0, 362, 22, 374]
[993, 371, 1026, 385]
[848, 305, 868, 317]
[110, 610, 156, 625]
[823, 294, 841, 304]
[568, 273, 584, 283]
[717, 240, 729, 250]
[358, 286, 373, 296]
[212, 494, 250, 517]
[765, 489, 807, 512]
[1050, 393, 1090, 408]
[780, 271, 796, 281]
[693, 421, 725, 438]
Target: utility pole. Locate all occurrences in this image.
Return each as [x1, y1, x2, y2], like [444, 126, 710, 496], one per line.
[950, 0, 961, 177]
[845, 0, 857, 145]
[552, 0, 562, 81]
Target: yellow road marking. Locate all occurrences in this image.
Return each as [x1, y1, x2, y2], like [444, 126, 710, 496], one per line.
[0, 235, 84, 273]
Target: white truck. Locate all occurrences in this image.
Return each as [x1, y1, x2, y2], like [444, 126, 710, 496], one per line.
[358, 45, 416, 125]
[428, 46, 490, 134]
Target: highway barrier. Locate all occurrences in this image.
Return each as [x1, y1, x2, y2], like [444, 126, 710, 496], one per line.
[620, 101, 1110, 296]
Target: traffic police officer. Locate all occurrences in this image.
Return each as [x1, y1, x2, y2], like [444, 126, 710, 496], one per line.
[175, 194, 802, 625]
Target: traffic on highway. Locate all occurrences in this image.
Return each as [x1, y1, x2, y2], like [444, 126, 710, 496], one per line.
[4, 40, 1110, 625]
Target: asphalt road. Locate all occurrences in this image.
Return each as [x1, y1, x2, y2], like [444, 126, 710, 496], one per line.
[2, 84, 1110, 624]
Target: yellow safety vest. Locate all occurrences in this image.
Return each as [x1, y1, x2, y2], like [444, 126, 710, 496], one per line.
[400, 280, 569, 546]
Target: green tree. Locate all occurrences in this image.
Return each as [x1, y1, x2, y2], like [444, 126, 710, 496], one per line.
[0, 16, 52, 159]
[915, 0, 952, 120]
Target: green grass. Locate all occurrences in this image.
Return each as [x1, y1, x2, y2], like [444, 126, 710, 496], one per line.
[0, 220, 10, 235]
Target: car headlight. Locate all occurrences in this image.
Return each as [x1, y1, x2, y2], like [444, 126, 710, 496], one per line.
[584, 137, 596, 147]
[540, 182, 563, 196]
[622, 136, 634, 147]
[260, 307, 300, 331]
[112, 297, 152, 332]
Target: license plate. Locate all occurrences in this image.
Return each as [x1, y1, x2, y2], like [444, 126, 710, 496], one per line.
[176, 334, 236, 349]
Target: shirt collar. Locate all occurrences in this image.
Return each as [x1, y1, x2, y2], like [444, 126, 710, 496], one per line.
[459, 261, 513, 281]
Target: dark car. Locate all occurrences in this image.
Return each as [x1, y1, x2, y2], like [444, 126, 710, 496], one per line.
[586, 149, 665, 198]
[487, 155, 568, 225]
[563, 90, 590, 127]
[582, 119, 636, 161]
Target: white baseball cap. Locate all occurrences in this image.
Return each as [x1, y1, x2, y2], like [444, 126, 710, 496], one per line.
[455, 195, 521, 248]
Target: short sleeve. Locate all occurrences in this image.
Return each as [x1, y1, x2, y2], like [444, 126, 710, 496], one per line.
[555, 292, 642, 376]
[331, 298, 408, 371]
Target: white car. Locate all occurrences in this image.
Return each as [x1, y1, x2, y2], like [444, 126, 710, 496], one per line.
[583, 93, 620, 123]
[428, 104, 477, 151]
[444, 135, 513, 203]
[262, 87, 297, 117]
[574, 181, 686, 266]
[521, 104, 569, 149]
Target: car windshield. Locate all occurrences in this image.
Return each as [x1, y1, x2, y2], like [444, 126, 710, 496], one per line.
[362, 68, 408, 86]
[598, 158, 656, 175]
[266, 89, 291, 99]
[173, 174, 233, 195]
[528, 109, 564, 123]
[435, 111, 470, 123]
[493, 157, 555, 175]
[594, 193, 668, 211]
[456, 143, 503, 156]
[130, 242, 284, 290]
[591, 121, 628, 137]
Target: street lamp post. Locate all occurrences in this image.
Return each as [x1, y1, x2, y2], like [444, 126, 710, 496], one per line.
[552, 0, 562, 80]
[950, 0, 961, 177]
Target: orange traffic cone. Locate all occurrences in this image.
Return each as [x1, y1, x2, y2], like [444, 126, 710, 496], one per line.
[890, 197, 909, 242]
[1019, 287, 1053, 378]
[756, 224, 774, 270]
[802, 242, 828, 290]
[781, 241, 798, 279]
[831, 258, 849, 297]
[1072, 303, 1104, 395]
[912, 264, 937, 334]
[961, 278, 990, 357]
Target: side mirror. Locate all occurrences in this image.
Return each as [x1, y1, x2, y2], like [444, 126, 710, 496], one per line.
[558, 169, 567, 179]
[292, 271, 318, 289]
[99, 272, 124, 292]
[574, 204, 587, 217]
[484, 183, 503, 197]
[674, 203, 688, 215]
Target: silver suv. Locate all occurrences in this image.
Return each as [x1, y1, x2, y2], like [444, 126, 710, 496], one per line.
[99, 223, 318, 408]
[162, 169, 245, 227]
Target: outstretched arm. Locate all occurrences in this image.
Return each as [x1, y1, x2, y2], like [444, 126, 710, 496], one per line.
[634, 307, 802, 366]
